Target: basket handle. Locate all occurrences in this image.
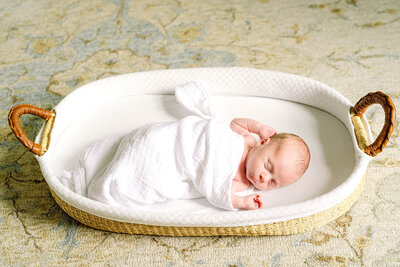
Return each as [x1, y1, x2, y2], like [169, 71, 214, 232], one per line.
[352, 91, 396, 156]
[8, 104, 55, 156]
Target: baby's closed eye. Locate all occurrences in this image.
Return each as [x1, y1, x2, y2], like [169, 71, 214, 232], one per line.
[265, 160, 272, 172]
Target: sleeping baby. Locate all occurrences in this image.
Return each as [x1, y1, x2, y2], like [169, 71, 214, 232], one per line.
[61, 82, 310, 210]
[230, 119, 310, 209]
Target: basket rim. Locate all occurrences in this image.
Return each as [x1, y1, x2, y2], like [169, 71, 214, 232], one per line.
[49, 175, 366, 236]
[35, 67, 373, 228]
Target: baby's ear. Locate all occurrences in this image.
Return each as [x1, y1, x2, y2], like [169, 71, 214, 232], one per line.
[260, 138, 270, 145]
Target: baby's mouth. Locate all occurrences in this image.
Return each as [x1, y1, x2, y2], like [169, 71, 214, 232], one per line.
[248, 174, 257, 185]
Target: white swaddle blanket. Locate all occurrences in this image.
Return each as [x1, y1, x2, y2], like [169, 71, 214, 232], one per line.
[61, 82, 247, 210]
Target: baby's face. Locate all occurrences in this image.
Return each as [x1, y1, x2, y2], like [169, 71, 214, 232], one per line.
[245, 139, 301, 191]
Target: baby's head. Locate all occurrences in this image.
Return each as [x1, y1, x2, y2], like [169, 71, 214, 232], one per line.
[245, 133, 310, 191]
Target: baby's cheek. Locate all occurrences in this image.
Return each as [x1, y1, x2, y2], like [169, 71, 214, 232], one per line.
[285, 175, 301, 187]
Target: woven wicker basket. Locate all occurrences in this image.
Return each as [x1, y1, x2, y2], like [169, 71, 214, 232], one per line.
[8, 68, 396, 236]
[48, 176, 365, 236]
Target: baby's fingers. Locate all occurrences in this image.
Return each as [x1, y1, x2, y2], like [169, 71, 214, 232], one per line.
[244, 194, 263, 209]
[253, 194, 263, 208]
[259, 125, 278, 139]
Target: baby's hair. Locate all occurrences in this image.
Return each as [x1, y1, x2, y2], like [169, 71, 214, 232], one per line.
[270, 133, 310, 177]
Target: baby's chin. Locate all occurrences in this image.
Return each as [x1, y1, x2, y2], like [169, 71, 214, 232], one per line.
[254, 184, 269, 191]
[247, 178, 266, 190]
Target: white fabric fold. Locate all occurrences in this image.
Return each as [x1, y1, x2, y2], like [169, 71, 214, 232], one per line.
[175, 81, 215, 119]
[61, 82, 245, 210]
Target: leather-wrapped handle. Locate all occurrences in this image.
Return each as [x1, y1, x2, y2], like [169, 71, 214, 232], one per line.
[352, 91, 396, 156]
[8, 104, 55, 155]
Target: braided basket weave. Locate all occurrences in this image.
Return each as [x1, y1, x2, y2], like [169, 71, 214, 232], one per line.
[8, 68, 396, 236]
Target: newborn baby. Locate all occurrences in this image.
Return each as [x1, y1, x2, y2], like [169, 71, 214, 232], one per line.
[61, 82, 310, 211]
[229, 118, 310, 209]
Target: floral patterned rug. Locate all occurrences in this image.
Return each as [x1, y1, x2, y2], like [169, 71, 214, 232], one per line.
[1, 0, 399, 265]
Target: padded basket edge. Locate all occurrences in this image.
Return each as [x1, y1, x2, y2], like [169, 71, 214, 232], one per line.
[48, 175, 366, 236]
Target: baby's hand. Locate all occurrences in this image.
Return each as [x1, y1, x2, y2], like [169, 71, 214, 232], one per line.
[244, 194, 263, 210]
[258, 124, 277, 139]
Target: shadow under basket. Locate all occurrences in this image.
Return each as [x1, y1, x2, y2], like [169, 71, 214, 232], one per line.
[8, 67, 396, 236]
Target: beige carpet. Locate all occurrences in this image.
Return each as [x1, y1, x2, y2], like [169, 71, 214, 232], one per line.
[1, 0, 399, 265]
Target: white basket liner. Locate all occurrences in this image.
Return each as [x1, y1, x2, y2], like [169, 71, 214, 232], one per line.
[35, 67, 373, 227]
